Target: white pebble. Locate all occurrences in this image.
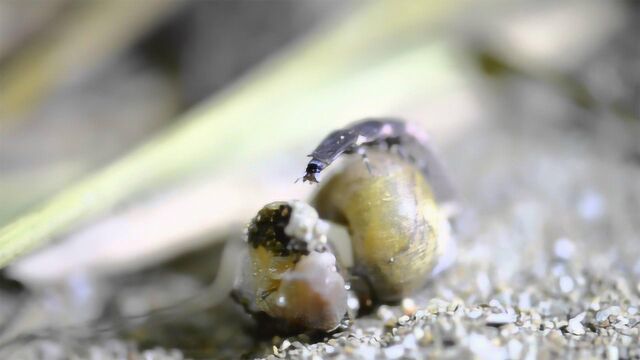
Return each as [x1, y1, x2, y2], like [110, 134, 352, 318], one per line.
[383, 344, 404, 359]
[468, 333, 508, 359]
[353, 345, 376, 360]
[468, 308, 483, 319]
[476, 272, 492, 299]
[489, 299, 504, 310]
[508, 339, 523, 359]
[401, 298, 417, 315]
[553, 238, 576, 260]
[486, 312, 517, 325]
[577, 190, 605, 220]
[518, 292, 532, 309]
[568, 312, 586, 335]
[402, 334, 418, 350]
[597, 306, 621, 322]
[559, 276, 575, 293]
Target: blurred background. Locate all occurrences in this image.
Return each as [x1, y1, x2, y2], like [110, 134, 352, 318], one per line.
[0, 1, 638, 359]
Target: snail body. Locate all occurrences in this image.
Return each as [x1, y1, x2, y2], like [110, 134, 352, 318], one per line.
[233, 201, 348, 331]
[314, 149, 449, 302]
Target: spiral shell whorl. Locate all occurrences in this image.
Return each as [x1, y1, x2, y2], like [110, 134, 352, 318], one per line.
[314, 150, 444, 302]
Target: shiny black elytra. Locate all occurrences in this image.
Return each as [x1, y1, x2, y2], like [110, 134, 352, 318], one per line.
[303, 119, 404, 183]
[302, 118, 456, 204]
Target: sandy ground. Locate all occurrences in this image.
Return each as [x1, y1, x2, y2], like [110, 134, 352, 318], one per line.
[1, 77, 639, 359]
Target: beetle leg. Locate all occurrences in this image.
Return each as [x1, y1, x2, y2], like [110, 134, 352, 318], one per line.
[394, 143, 408, 160]
[357, 147, 373, 175]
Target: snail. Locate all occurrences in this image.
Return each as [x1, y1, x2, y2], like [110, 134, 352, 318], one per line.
[231, 201, 351, 332]
[305, 118, 456, 302]
[231, 118, 456, 331]
[312, 148, 452, 302]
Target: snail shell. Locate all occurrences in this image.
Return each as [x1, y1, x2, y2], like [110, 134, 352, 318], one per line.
[313, 149, 449, 302]
[233, 201, 348, 331]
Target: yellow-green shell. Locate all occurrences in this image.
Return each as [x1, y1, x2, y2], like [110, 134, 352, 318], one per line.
[314, 150, 444, 301]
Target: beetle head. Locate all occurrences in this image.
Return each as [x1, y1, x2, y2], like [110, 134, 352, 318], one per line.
[303, 159, 324, 183]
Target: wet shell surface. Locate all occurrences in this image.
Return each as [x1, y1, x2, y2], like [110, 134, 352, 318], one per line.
[313, 149, 448, 302]
[234, 201, 348, 331]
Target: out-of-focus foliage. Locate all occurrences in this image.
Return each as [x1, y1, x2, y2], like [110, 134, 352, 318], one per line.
[0, 1, 468, 268]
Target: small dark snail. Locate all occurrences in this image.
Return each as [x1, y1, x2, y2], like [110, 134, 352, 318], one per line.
[232, 201, 349, 332]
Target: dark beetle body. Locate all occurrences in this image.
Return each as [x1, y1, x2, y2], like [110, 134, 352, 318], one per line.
[303, 119, 404, 183]
[303, 118, 456, 204]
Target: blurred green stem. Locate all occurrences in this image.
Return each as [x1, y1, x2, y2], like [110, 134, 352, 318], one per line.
[0, 1, 469, 268]
[0, 0, 181, 122]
